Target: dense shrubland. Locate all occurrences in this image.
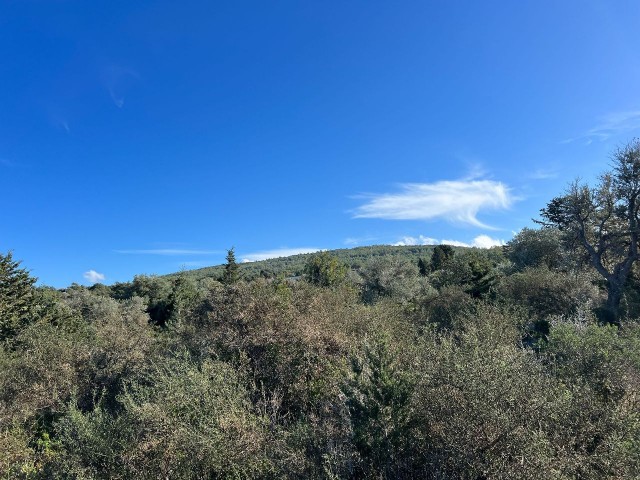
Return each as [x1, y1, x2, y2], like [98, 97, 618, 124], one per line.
[3, 142, 640, 478]
[1, 232, 640, 479]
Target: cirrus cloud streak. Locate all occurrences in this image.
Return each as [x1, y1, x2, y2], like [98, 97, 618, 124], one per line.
[564, 110, 640, 144]
[353, 180, 513, 229]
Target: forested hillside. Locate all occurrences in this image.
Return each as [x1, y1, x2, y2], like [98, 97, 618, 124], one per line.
[165, 244, 471, 282]
[2, 144, 640, 478]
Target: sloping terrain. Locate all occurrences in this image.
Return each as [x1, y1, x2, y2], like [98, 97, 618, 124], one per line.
[168, 244, 471, 281]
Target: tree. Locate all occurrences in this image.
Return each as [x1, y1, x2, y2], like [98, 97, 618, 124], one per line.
[166, 274, 201, 327]
[504, 227, 564, 271]
[221, 247, 240, 285]
[304, 251, 348, 287]
[0, 251, 36, 341]
[359, 257, 420, 304]
[343, 337, 415, 477]
[539, 139, 640, 323]
[417, 258, 429, 276]
[430, 244, 455, 272]
[131, 274, 172, 326]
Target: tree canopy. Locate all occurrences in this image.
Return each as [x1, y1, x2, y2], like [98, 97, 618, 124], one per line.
[539, 139, 640, 322]
[0, 251, 36, 341]
[221, 247, 240, 285]
[304, 251, 348, 287]
[430, 244, 455, 272]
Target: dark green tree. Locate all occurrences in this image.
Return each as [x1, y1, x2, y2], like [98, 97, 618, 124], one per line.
[539, 139, 640, 323]
[343, 337, 415, 477]
[166, 274, 201, 328]
[430, 244, 455, 272]
[417, 258, 429, 276]
[131, 275, 172, 326]
[221, 247, 240, 285]
[0, 251, 36, 341]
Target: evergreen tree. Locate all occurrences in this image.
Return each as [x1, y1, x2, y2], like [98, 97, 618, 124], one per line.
[343, 337, 415, 477]
[417, 258, 429, 276]
[0, 251, 36, 341]
[430, 244, 455, 271]
[222, 247, 240, 285]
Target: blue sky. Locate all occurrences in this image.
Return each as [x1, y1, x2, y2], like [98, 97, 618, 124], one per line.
[2, 1, 640, 287]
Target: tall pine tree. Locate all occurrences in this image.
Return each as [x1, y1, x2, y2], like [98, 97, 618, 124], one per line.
[222, 247, 240, 285]
[0, 251, 36, 341]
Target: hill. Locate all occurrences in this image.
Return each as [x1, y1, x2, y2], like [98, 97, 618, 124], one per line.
[167, 244, 475, 281]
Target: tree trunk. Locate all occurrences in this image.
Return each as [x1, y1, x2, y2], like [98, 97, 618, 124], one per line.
[604, 280, 624, 325]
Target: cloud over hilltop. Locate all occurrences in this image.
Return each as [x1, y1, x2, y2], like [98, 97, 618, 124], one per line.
[353, 180, 513, 229]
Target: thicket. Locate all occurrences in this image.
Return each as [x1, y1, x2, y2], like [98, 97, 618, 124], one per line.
[3, 143, 640, 478]
[1, 234, 639, 479]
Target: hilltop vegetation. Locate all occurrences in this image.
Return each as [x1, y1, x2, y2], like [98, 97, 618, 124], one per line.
[2, 143, 640, 479]
[166, 244, 471, 282]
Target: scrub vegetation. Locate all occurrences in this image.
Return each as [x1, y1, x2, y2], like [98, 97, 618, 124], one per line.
[2, 143, 640, 479]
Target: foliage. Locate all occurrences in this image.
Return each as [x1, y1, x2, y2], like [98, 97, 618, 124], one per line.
[52, 354, 274, 479]
[505, 227, 565, 271]
[412, 284, 476, 331]
[417, 257, 429, 276]
[411, 309, 568, 479]
[1, 237, 640, 479]
[343, 336, 415, 477]
[495, 267, 601, 323]
[428, 248, 502, 299]
[222, 247, 241, 285]
[130, 274, 172, 326]
[359, 257, 422, 304]
[539, 139, 640, 322]
[304, 251, 348, 287]
[429, 244, 455, 271]
[0, 251, 36, 342]
[543, 312, 640, 403]
[169, 244, 458, 282]
[165, 274, 203, 327]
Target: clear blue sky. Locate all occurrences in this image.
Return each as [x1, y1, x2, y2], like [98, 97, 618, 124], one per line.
[3, 1, 640, 287]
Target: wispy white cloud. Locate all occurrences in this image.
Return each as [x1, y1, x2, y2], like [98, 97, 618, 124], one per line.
[115, 249, 222, 255]
[353, 179, 513, 229]
[564, 110, 640, 144]
[463, 162, 488, 181]
[241, 247, 322, 263]
[83, 270, 105, 284]
[394, 234, 505, 249]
